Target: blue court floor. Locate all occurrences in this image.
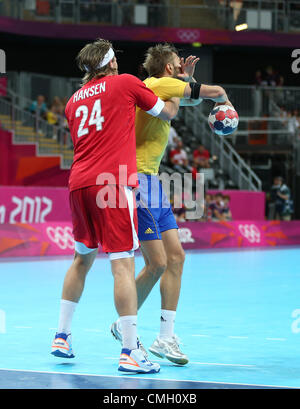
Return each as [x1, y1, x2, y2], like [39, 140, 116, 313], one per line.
[0, 247, 300, 389]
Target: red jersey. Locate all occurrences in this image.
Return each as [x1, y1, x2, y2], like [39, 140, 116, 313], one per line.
[66, 74, 162, 192]
[193, 148, 210, 160]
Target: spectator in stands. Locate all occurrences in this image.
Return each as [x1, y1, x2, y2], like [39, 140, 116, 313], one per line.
[209, 193, 226, 221]
[168, 125, 178, 149]
[286, 110, 300, 137]
[222, 195, 232, 221]
[264, 66, 277, 87]
[62, 96, 69, 108]
[254, 70, 263, 87]
[171, 192, 186, 223]
[46, 104, 59, 126]
[169, 137, 191, 172]
[278, 105, 288, 120]
[270, 176, 293, 221]
[55, 103, 67, 128]
[193, 144, 210, 169]
[51, 96, 62, 107]
[203, 193, 213, 221]
[29, 95, 48, 118]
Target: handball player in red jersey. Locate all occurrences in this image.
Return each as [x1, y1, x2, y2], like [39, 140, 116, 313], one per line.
[50, 38, 179, 374]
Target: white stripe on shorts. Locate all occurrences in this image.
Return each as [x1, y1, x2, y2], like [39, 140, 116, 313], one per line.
[108, 186, 139, 261]
[109, 250, 134, 261]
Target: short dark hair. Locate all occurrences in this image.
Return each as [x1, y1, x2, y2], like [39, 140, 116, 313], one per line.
[143, 43, 179, 77]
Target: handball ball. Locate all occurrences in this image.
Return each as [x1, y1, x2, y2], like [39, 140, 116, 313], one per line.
[208, 105, 239, 136]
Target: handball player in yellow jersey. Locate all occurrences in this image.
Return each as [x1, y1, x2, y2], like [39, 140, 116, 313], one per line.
[111, 44, 233, 365]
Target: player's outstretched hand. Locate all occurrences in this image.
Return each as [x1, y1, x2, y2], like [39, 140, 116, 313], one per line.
[214, 99, 234, 109]
[178, 55, 200, 81]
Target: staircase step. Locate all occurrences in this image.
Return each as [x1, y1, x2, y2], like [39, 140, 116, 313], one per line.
[1, 120, 23, 126]
[1, 104, 72, 169]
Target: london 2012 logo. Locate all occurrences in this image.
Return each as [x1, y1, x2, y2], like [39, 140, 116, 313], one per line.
[0, 49, 6, 76]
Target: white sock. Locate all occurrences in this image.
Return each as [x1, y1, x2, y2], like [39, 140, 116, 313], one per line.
[160, 309, 176, 339]
[57, 299, 77, 334]
[119, 315, 137, 350]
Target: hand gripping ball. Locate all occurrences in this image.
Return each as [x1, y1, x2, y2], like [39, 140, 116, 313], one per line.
[208, 105, 239, 136]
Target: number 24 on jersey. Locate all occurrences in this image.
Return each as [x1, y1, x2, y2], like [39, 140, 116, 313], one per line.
[75, 99, 105, 138]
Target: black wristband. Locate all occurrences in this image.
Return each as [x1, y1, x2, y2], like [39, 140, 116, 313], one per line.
[189, 82, 201, 99]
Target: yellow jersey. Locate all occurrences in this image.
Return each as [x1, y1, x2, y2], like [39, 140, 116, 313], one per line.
[135, 76, 186, 175]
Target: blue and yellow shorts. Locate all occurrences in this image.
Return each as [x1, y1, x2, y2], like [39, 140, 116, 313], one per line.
[135, 174, 178, 241]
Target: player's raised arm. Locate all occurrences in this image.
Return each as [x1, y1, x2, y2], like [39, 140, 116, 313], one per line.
[178, 56, 234, 107]
[183, 83, 234, 108]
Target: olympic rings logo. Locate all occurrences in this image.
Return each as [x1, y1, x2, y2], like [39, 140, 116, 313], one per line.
[238, 224, 261, 243]
[177, 30, 200, 42]
[46, 226, 75, 250]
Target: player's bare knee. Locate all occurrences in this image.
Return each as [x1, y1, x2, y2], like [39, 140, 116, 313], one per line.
[74, 252, 94, 272]
[148, 260, 167, 280]
[167, 249, 185, 267]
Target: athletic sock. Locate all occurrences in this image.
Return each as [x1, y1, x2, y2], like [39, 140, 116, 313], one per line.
[119, 315, 138, 350]
[160, 309, 176, 339]
[57, 299, 77, 334]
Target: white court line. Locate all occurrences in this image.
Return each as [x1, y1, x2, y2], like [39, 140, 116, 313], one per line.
[192, 362, 255, 367]
[103, 357, 255, 367]
[11, 326, 290, 343]
[265, 338, 287, 341]
[228, 336, 249, 339]
[0, 367, 295, 389]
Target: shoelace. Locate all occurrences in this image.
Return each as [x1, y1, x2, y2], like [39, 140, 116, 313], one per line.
[166, 335, 184, 354]
[137, 338, 148, 357]
[137, 348, 152, 365]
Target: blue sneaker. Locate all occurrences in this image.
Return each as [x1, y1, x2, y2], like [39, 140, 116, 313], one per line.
[51, 332, 75, 358]
[118, 348, 160, 374]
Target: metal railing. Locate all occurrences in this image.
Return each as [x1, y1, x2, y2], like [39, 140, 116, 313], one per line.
[0, 95, 73, 169]
[202, 85, 300, 118]
[233, 116, 297, 146]
[1, 0, 300, 32]
[180, 104, 262, 191]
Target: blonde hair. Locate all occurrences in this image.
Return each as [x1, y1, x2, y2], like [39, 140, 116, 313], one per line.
[76, 38, 116, 86]
[143, 43, 179, 78]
